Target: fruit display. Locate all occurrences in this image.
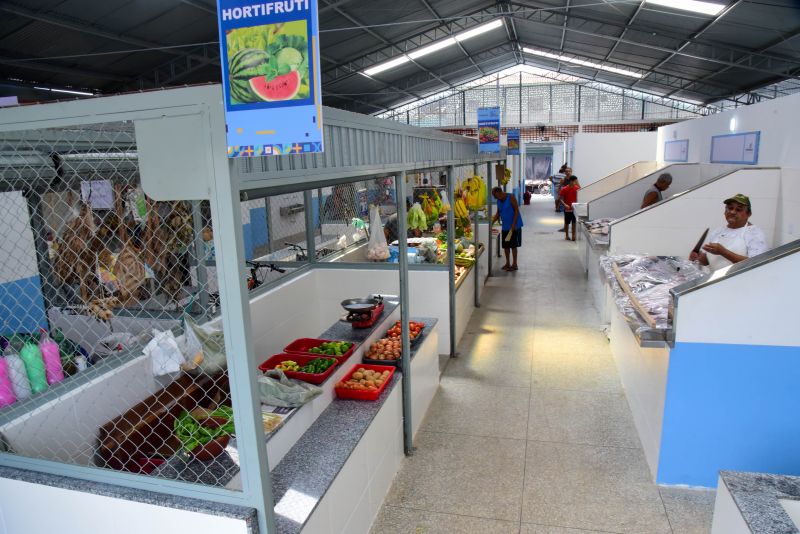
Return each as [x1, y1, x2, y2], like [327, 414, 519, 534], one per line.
[419, 193, 440, 228]
[336, 368, 391, 391]
[366, 337, 401, 360]
[500, 167, 511, 186]
[386, 321, 424, 340]
[274, 360, 300, 371]
[306, 341, 353, 357]
[299, 358, 336, 374]
[407, 202, 428, 231]
[463, 175, 487, 210]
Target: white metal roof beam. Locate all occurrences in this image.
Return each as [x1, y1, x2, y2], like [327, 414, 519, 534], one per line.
[603, 0, 645, 61]
[417, 0, 487, 75]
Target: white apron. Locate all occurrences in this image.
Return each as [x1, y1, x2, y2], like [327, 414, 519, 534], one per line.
[707, 225, 749, 271]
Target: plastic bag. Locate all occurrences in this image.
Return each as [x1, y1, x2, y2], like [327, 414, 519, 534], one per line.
[144, 330, 185, 377]
[182, 317, 227, 376]
[439, 191, 451, 213]
[416, 238, 439, 263]
[257, 369, 322, 407]
[407, 203, 428, 231]
[367, 206, 390, 260]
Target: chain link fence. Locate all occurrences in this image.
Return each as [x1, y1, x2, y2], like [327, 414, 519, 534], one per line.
[0, 121, 240, 489]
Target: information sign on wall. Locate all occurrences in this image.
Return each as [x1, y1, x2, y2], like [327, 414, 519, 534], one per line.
[710, 131, 760, 165]
[507, 129, 520, 155]
[217, 0, 323, 158]
[477, 107, 500, 153]
[664, 139, 689, 162]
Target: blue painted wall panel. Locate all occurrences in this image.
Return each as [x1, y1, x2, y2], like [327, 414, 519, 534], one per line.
[658, 342, 800, 487]
[242, 223, 254, 260]
[0, 275, 48, 335]
[249, 207, 268, 248]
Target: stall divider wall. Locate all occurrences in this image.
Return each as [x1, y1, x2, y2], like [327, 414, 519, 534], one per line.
[658, 244, 800, 487]
[608, 167, 782, 256]
[587, 163, 741, 221]
[657, 92, 800, 168]
[776, 168, 800, 245]
[577, 161, 661, 206]
[572, 132, 658, 186]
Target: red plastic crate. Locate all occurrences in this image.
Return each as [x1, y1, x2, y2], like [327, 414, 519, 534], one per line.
[334, 364, 396, 401]
[258, 354, 338, 385]
[283, 338, 358, 362]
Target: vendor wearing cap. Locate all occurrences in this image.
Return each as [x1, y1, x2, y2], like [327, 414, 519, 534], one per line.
[689, 194, 768, 271]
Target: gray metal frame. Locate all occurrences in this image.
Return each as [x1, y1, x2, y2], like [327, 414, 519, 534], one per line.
[0, 84, 507, 533]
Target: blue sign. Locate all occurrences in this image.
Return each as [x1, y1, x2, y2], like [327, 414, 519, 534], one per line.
[507, 129, 520, 155]
[478, 107, 500, 153]
[217, 0, 323, 158]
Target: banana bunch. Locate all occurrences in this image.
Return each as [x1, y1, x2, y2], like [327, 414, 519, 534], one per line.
[420, 193, 439, 227]
[499, 168, 511, 186]
[464, 175, 487, 210]
[454, 197, 469, 219]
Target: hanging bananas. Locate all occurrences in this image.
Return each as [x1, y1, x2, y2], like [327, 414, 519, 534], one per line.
[464, 175, 487, 210]
[499, 167, 511, 186]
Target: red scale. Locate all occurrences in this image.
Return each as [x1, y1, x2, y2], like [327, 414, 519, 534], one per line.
[341, 296, 385, 328]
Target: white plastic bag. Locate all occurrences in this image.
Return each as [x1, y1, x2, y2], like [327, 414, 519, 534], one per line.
[144, 329, 185, 377]
[367, 206, 390, 261]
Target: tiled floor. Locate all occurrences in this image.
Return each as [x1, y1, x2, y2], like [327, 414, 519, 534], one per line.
[372, 196, 716, 534]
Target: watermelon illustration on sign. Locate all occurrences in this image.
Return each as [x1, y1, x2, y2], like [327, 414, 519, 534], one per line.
[249, 71, 301, 101]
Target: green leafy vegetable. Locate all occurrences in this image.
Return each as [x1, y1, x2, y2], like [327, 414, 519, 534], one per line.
[174, 405, 235, 454]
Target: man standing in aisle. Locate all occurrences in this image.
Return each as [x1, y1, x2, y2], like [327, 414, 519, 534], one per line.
[689, 194, 768, 271]
[491, 186, 523, 271]
[559, 175, 580, 241]
[641, 173, 673, 209]
[552, 164, 568, 213]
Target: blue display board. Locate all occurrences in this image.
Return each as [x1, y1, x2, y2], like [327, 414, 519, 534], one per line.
[217, 0, 323, 157]
[477, 107, 500, 153]
[507, 129, 520, 155]
[664, 139, 689, 162]
[710, 131, 760, 164]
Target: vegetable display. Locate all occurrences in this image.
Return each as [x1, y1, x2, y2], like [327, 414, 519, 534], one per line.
[174, 405, 235, 454]
[386, 321, 424, 340]
[306, 341, 353, 356]
[336, 368, 391, 391]
[407, 203, 428, 231]
[299, 358, 336, 374]
[366, 337, 401, 360]
[275, 360, 300, 371]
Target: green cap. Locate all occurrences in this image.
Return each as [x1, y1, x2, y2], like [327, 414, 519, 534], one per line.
[724, 193, 751, 211]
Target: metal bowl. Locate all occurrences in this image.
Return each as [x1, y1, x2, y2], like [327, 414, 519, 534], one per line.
[340, 296, 382, 313]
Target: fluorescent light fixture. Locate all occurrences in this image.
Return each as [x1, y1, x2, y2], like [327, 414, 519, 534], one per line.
[363, 19, 503, 76]
[363, 55, 411, 76]
[409, 37, 456, 59]
[34, 86, 94, 96]
[645, 0, 725, 16]
[729, 117, 737, 132]
[455, 19, 504, 42]
[522, 47, 643, 78]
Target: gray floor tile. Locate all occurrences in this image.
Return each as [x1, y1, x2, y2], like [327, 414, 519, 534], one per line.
[421, 382, 530, 439]
[520, 524, 617, 534]
[659, 487, 716, 534]
[385, 431, 526, 522]
[442, 350, 532, 388]
[522, 441, 671, 534]
[528, 389, 641, 448]
[371, 506, 521, 534]
[531, 353, 622, 393]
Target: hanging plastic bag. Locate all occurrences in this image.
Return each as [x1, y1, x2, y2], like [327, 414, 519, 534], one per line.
[143, 329, 185, 377]
[407, 203, 428, 231]
[367, 206, 390, 261]
[182, 317, 227, 376]
[257, 369, 322, 407]
[439, 190, 451, 213]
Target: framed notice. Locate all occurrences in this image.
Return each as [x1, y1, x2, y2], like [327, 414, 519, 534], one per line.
[664, 139, 689, 162]
[710, 131, 760, 165]
[507, 129, 520, 155]
[217, 0, 323, 157]
[477, 107, 500, 153]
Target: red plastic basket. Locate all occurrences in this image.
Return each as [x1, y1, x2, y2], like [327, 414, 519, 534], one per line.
[258, 354, 338, 385]
[334, 364, 396, 401]
[283, 338, 358, 362]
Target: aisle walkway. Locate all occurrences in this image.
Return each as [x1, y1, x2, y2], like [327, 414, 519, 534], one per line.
[371, 196, 716, 534]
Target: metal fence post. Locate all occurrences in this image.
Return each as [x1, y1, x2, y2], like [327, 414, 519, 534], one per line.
[395, 170, 414, 455]
[303, 189, 315, 263]
[446, 166, 456, 358]
[191, 200, 209, 318]
[472, 163, 480, 309]
[486, 162, 493, 278]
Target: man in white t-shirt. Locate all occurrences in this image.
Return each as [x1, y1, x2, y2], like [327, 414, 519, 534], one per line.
[689, 193, 769, 271]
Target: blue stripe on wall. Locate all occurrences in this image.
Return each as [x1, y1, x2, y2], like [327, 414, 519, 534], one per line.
[658, 342, 800, 487]
[0, 275, 48, 335]
[242, 223, 254, 260]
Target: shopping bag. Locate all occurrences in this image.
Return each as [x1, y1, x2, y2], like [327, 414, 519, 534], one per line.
[257, 369, 322, 407]
[183, 317, 227, 376]
[367, 206, 390, 260]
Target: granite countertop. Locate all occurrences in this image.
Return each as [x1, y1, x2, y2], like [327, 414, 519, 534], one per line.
[721, 471, 800, 534]
[0, 465, 259, 532]
[270, 316, 438, 534]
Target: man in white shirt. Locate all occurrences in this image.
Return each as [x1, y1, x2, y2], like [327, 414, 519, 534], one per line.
[689, 194, 769, 271]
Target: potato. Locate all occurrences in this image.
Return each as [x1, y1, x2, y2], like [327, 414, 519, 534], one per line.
[352, 372, 364, 380]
